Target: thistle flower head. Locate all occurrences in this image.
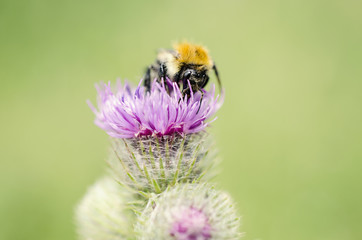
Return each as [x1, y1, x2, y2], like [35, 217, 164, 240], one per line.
[88, 79, 223, 138]
[136, 184, 241, 240]
[170, 206, 212, 240]
[75, 177, 135, 240]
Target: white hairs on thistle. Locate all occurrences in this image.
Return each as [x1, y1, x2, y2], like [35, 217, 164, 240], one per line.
[75, 177, 135, 240]
[135, 183, 242, 240]
[108, 132, 219, 195]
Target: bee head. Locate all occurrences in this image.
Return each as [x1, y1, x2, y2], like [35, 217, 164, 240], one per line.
[182, 68, 209, 90]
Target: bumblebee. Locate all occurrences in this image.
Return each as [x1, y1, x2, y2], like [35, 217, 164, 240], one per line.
[144, 42, 221, 97]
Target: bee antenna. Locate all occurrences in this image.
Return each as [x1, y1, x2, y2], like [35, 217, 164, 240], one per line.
[212, 64, 222, 93]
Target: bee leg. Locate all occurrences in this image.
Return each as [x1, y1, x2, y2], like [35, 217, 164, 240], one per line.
[144, 66, 151, 91]
[196, 89, 204, 114]
[201, 75, 209, 88]
[178, 86, 190, 104]
[181, 87, 190, 96]
[159, 63, 169, 92]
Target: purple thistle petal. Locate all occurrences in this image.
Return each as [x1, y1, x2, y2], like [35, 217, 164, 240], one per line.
[170, 207, 212, 240]
[89, 79, 223, 138]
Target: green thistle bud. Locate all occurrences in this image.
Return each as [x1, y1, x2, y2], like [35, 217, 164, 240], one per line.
[108, 132, 218, 195]
[75, 177, 135, 240]
[135, 183, 242, 240]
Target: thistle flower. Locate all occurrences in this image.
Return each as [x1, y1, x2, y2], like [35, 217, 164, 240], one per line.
[88, 80, 222, 194]
[76, 72, 243, 240]
[88, 79, 222, 138]
[169, 206, 212, 240]
[75, 177, 135, 240]
[135, 184, 241, 240]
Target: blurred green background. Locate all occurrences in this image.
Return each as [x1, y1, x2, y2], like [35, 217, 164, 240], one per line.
[1, 0, 361, 239]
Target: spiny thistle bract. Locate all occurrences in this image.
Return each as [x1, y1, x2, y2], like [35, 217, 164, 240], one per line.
[135, 183, 242, 240]
[109, 131, 219, 194]
[75, 177, 135, 240]
[89, 80, 222, 194]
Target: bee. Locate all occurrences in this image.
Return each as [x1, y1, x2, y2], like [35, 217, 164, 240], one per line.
[144, 42, 221, 98]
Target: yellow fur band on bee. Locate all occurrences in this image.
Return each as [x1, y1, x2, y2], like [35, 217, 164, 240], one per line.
[173, 42, 213, 68]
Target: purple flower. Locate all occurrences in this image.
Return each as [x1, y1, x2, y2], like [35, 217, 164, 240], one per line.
[88, 79, 223, 138]
[170, 207, 212, 240]
[136, 184, 241, 239]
